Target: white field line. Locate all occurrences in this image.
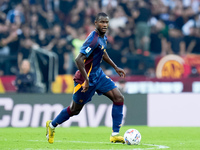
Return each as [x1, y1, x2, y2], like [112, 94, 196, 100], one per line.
[1, 138, 169, 150]
[26, 140, 169, 150]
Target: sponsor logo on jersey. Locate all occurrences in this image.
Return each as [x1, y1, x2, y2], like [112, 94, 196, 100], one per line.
[85, 47, 91, 53]
[79, 99, 83, 103]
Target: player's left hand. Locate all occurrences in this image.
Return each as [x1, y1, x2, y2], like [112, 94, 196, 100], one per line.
[115, 67, 126, 78]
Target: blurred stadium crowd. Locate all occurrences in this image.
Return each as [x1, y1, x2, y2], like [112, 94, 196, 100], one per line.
[1, 0, 200, 78]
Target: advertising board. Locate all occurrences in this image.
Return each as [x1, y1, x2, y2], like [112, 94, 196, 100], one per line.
[0, 94, 147, 127]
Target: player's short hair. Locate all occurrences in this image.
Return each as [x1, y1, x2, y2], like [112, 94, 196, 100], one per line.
[95, 12, 108, 21]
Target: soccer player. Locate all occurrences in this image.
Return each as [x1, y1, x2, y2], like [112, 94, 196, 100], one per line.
[46, 12, 126, 144]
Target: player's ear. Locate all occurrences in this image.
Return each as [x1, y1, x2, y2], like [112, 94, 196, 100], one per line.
[94, 20, 97, 26]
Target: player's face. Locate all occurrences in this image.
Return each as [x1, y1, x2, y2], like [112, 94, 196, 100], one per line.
[95, 16, 109, 34]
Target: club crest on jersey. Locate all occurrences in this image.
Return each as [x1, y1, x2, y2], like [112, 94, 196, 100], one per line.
[79, 99, 83, 103]
[85, 47, 91, 53]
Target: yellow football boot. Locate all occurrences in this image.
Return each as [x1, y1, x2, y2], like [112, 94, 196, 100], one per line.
[46, 120, 55, 144]
[110, 134, 125, 144]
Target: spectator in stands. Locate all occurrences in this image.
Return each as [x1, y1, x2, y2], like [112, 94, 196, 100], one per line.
[8, 23, 22, 74]
[86, 1, 100, 21]
[69, 0, 85, 28]
[29, 13, 40, 38]
[68, 13, 83, 29]
[6, 3, 25, 25]
[0, 0, 12, 16]
[109, 6, 128, 30]
[182, 13, 200, 36]
[184, 26, 196, 54]
[150, 20, 168, 56]
[167, 25, 186, 56]
[0, 23, 11, 56]
[173, 4, 185, 30]
[59, 0, 77, 15]
[134, 0, 151, 56]
[2, 0, 200, 80]
[21, 0, 31, 23]
[0, 23, 20, 75]
[0, 23, 10, 75]
[184, 26, 200, 54]
[35, 28, 51, 47]
[102, 0, 118, 13]
[44, 24, 65, 51]
[38, 9, 61, 29]
[18, 25, 35, 68]
[52, 38, 74, 74]
[71, 30, 85, 59]
[15, 59, 36, 93]
[0, 0, 11, 23]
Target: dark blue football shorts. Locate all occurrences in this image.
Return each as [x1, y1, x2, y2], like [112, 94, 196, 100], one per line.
[72, 75, 117, 105]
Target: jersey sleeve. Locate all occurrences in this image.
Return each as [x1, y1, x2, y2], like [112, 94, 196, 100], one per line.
[80, 32, 98, 58]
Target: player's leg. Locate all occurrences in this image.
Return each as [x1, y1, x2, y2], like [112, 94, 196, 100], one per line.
[51, 101, 84, 127]
[96, 75, 124, 143]
[104, 88, 124, 133]
[46, 101, 84, 144]
[103, 88, 125, 143]
[46, 81, 96, 144]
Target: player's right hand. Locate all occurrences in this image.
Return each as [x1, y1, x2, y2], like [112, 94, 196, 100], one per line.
[81, 80, 89, 92]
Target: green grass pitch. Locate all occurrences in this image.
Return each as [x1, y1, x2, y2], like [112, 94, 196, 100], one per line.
[0, 126, 200, 150]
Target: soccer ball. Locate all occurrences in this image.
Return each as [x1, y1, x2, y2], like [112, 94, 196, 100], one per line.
[124, 129, 141, 145]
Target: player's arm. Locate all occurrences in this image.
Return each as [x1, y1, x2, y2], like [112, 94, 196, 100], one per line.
[75, 53, 89, 92]
[103, 51, 126, 78]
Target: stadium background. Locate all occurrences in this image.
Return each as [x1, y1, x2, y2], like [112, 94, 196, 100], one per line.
[0, 0, 200, 128]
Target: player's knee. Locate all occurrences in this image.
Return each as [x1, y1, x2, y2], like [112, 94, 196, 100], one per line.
[119, 95, 124, 103]
[114, 94, 124, 103]
[70, 109, 81, 116]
